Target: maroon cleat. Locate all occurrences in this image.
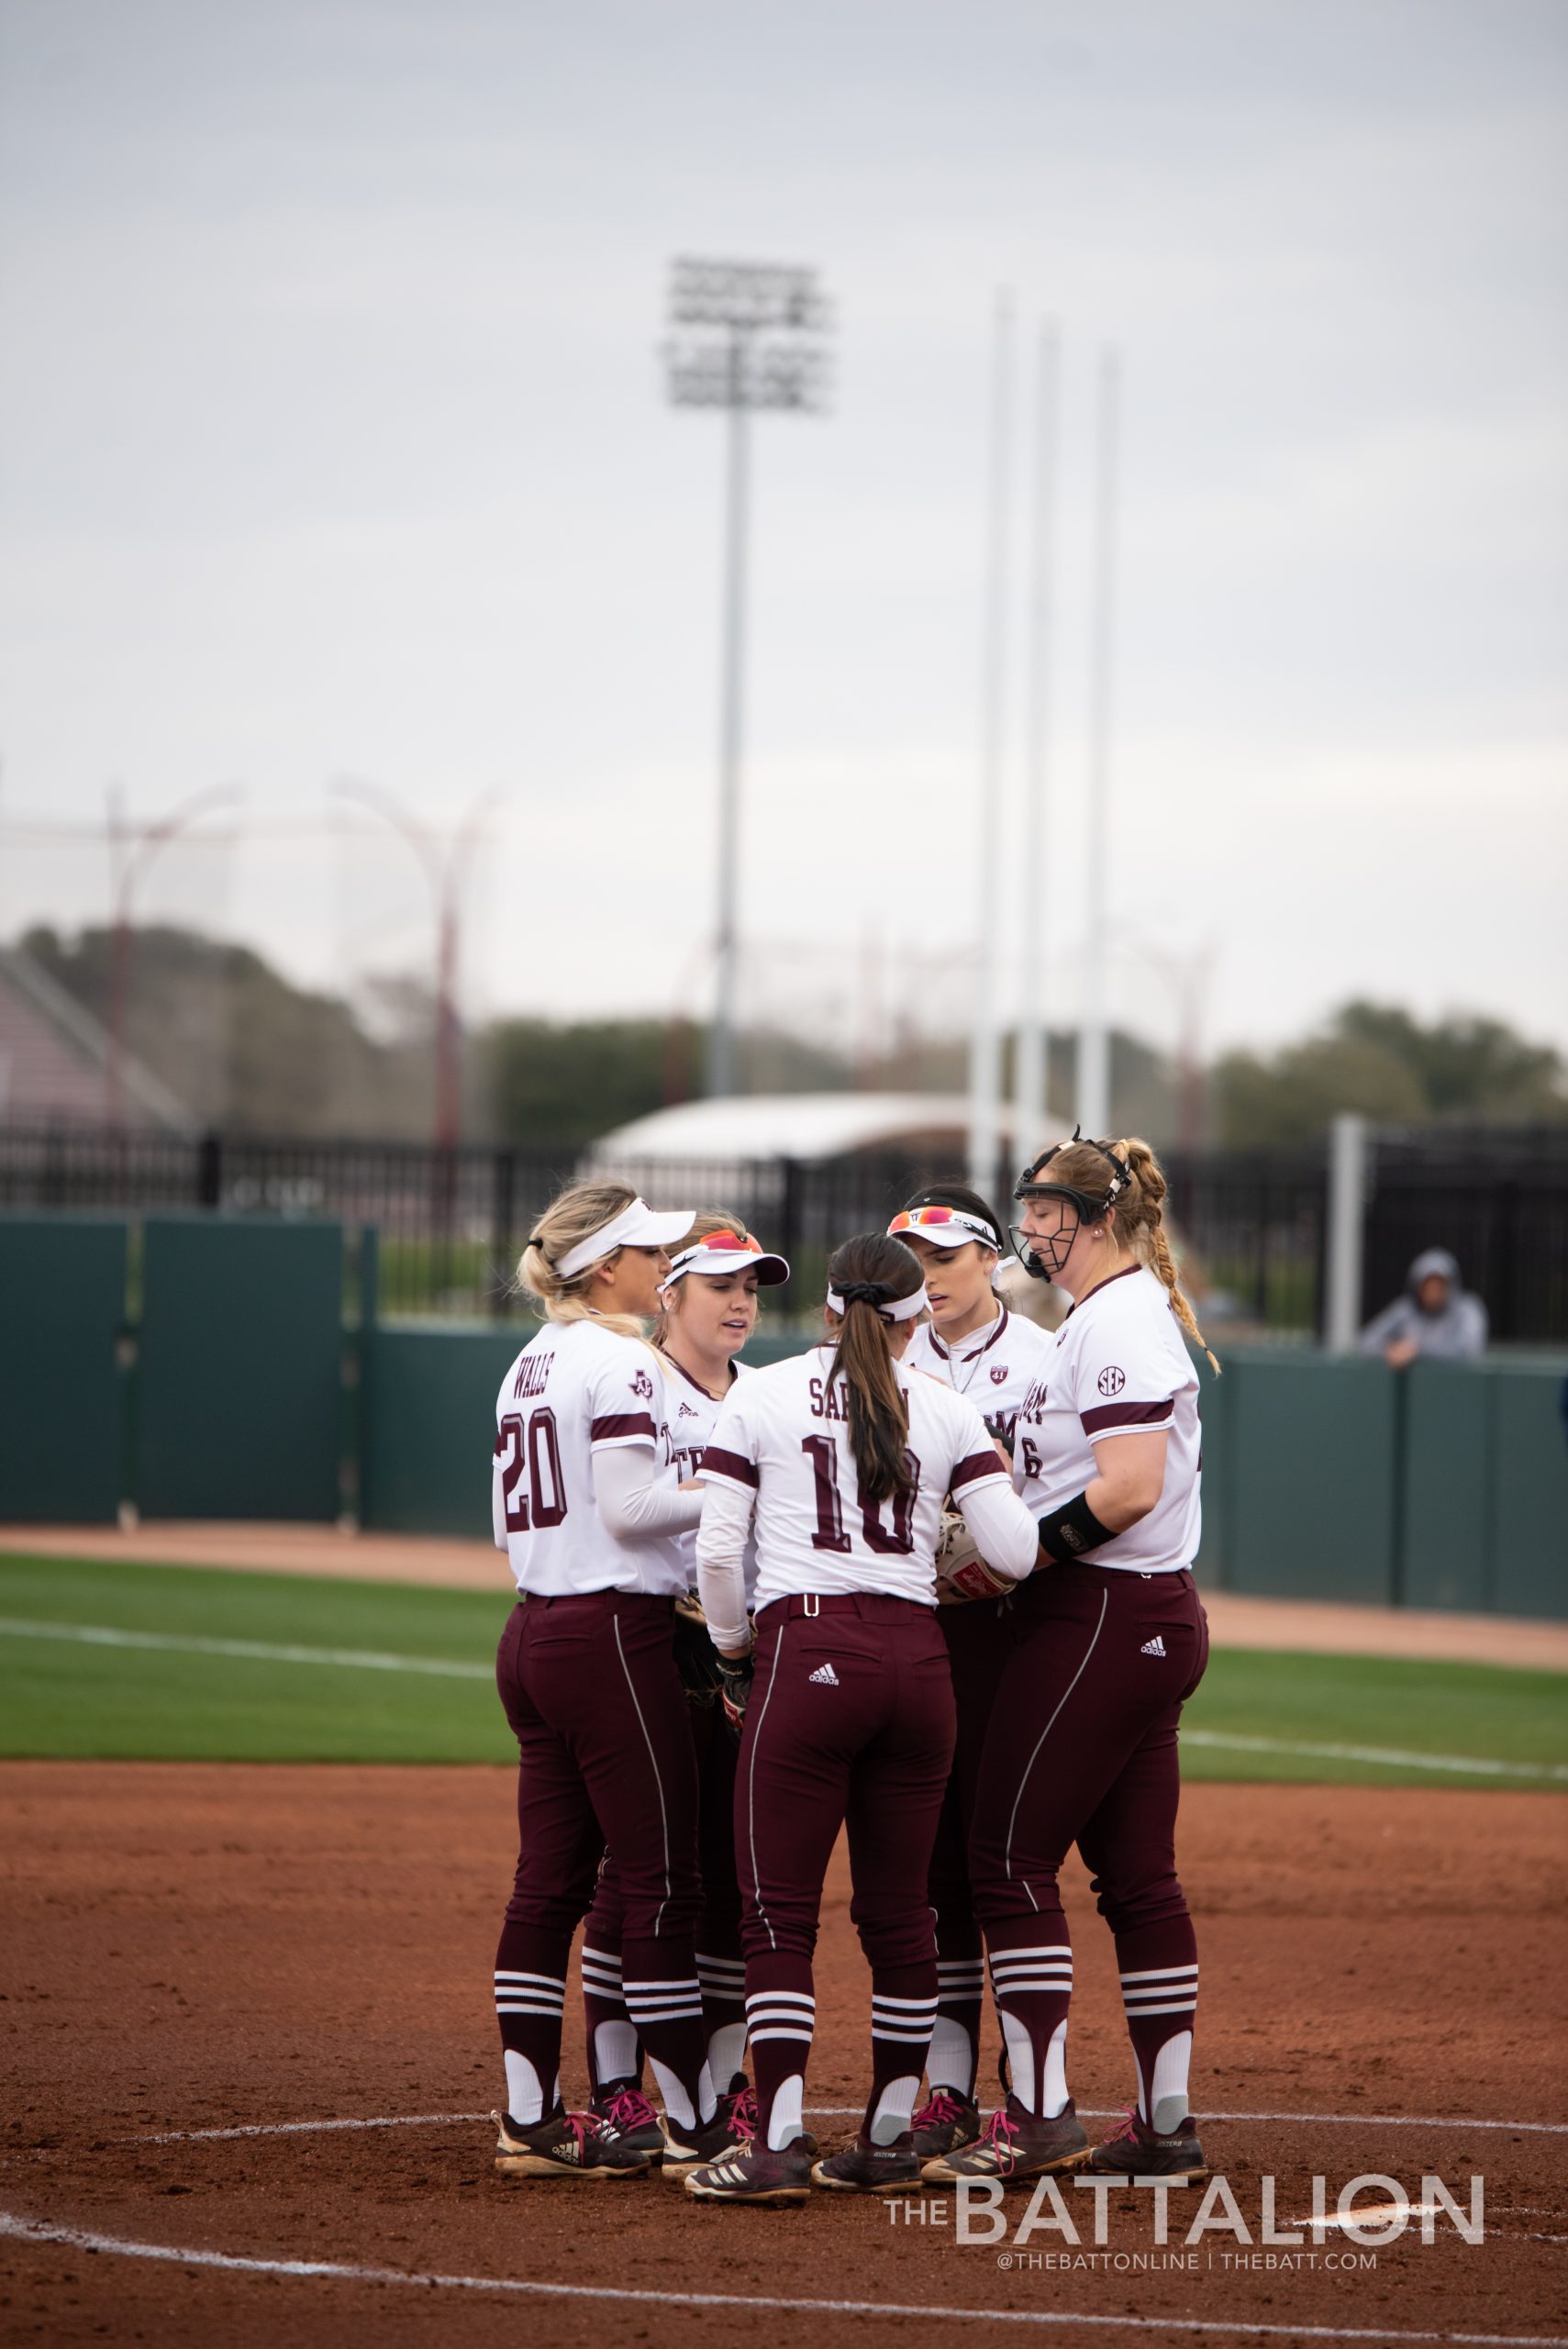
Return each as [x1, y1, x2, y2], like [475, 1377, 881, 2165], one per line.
[911, 2087, 981, 2163]
[684, 2135, 814, 2205]
[492, 2106, 652, 2179]
[812, 2132, 923, 2194]
[590, 2078, 667, 2161]
[923, 2095, 1089, 2184]
[1088, 2107, 1207, 2183]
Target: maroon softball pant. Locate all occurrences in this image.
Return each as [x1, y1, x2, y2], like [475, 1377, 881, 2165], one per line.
[926, 1595, 1018, 2099]
[581, 1696, 745, 2093]
[736, 1593, 957, 2150]
[968, 1564, 1209, 2127]
[493, 1593, 711, 2128]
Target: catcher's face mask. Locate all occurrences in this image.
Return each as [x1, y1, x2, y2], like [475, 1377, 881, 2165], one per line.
[1009, 1129, 1132, 1284]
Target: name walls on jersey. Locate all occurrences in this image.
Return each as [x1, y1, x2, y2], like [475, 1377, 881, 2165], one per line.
[508, 1347, 710, 1481]
[886, 2172, 1485, 2261]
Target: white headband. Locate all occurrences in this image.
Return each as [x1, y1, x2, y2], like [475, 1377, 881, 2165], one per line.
[826, 1283, 929, 1324]
[552, 1197, 693, 1280]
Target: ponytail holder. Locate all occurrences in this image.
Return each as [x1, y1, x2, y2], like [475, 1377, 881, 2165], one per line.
[826, 1280, 928, 1324]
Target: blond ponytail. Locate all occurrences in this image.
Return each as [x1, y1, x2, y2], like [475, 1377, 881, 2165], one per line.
[515, 1181, 647, 1341]
[1112, 1137, 1220, 1376]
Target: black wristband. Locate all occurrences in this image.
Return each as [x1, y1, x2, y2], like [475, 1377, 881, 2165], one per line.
[1037, 1489, 1117, 1563]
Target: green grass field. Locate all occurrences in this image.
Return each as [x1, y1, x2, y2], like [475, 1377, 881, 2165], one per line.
[1, 1552, 1564, 1787]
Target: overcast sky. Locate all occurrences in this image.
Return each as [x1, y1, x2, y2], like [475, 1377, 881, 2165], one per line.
[2, 0, 1565, 1071]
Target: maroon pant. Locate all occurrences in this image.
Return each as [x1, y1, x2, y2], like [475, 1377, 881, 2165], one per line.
[581, 1696, 745, 2093]
[968, 1564, 1208, 2125]
[736, 1593, 956, 2149]
[493, 1592, 711, 2127]
[927, 1594, 1018, 2099]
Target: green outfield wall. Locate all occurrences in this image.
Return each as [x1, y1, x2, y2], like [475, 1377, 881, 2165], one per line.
[2, 1214, 1563, 1618]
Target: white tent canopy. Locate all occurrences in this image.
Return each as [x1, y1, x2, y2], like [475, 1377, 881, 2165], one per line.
[592, 1092, 1028, 1167]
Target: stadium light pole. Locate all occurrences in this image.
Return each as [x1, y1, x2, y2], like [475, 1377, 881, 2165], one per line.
[328, 779, 499, 1151]
[968, 290, 1014, 1197]
[1076, 347, 1121, 1141]
[1014, 317, 1062, 1160]
[665, 258, 831, 1099]
[105, 781, 243, 1131]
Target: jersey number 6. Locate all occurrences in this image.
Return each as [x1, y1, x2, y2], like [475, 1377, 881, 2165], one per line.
[801, 1434, 918, 1555]
[499, 1409, 568, 1534]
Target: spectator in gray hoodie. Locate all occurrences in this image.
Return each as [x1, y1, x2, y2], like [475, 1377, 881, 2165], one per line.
[1359, 1248, 1488, 1368]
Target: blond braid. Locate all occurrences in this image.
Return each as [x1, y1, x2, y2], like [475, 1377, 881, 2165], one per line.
[1112, 1138, 1220, 1376]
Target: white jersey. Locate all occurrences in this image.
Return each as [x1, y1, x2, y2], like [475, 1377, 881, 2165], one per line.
[654, 1350, 758, 1598]
[1012, 1264, 1202, 1574]
[492, 1319, 690, 1598]
[700, 1344, 1014, 1610]
[904, 1302, 1055, 1457]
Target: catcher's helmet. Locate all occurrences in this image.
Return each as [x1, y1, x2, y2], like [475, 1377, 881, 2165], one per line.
[1009, 1127, 1133, 1281]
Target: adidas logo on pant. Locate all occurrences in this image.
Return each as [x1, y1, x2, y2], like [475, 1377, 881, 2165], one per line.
[1140, 1635, 1166, 1657]
[807, 1662, 840, 1686]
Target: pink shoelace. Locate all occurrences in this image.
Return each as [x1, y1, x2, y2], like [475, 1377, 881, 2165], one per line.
[600, 2087, 659, 2134]
[1100, 2105, 1140, 2147]
[726, 2087, 758, 2140]
[913, 2088, 967, 2133]
[977, 2105, 1021, 2167]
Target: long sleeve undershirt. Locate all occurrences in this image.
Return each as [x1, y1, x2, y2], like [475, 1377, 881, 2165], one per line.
[594, 1442, 705, 1542]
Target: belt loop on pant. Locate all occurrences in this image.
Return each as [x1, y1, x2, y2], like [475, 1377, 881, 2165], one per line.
[803, 1591, 819, 1617]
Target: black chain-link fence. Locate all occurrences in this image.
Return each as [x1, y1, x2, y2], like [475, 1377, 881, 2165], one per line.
[1, 1121, 1563, 1341]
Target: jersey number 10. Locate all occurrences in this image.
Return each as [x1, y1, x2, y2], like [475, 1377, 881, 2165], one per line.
[801, 1434, 918, 1555]
[499, 1409, 568, 1533]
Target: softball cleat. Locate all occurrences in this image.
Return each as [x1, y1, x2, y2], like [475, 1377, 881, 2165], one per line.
[589, 2078, 667, 2162]
[911, 2087, 982, 2164]
[923, 2095, 1089, 2184]
[661, 2093, 758, 2176]
[811, 2132, 923, 2194]
[684, 2135, 814, 2205]
[1087, 2108, 1207, 2184]
[491, 2107, 652, 2179]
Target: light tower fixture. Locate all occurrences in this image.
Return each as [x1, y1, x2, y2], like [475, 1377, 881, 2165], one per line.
[665, 256, 832, 1097]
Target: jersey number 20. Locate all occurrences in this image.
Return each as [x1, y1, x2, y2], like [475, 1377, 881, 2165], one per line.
[499, 1409, 568, 1533]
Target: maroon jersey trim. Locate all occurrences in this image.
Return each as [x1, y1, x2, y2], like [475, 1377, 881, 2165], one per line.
[1063, 1264, 1143, 1320]
[700, 1444, 760, 1488]
[1079, 1397, 1174, 1436]
[950, 1448, 1007, 1492]
[589, 1412, 658, 1444]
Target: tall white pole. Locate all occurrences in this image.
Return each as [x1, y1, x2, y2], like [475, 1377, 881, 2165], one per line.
[1326, 1112, 1368, 1353]
[968, 291, 1013, 1197]
[1076, 346, 1120, 1140]
[1014, 317, 1060, 1160]
[707, 344, 751, 1099]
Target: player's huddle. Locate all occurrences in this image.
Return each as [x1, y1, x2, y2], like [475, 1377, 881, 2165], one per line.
[489, 1134, 1216, 2204]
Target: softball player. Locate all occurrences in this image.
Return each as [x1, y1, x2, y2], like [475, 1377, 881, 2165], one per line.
[929, 1133, 1216, 2188]
[488, 1182, 752, 2180]
[580, 1218, 789, 2154]
[684, 1231, 1043, 2204]
[887, 1189, 1056, 2162]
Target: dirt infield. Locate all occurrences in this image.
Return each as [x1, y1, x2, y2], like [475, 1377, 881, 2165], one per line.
[8, 1519, 1566, 1668]
[2, 1765, 1564, 2347]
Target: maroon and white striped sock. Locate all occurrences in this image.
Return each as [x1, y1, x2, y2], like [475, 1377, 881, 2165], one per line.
[986, 1923, 1074, 2119]
[865, 1963, 938, 2144]
[580, 1939, 639, 2097]
[745, 1957, 817, 2151]
[696, 1944, 748, 2088]
[1116, 1923, 1198, 2134]
[494, 1921, 568, 2125]
[929, 1935, 986, 2099]
[622, 1936, 715, 2134]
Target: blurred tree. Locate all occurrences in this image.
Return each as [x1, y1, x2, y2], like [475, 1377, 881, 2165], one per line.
[1214, 1002, 1566, 1144]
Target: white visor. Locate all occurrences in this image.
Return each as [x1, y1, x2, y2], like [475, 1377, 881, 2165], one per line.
[826, 1283, 929, 1324]
[886, 1207, 1003, 1252]
[552, 1197, 695, 1280]
[661, 1235, 791, 1291]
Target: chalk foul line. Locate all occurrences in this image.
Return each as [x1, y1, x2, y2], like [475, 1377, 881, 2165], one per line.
[127, 2104, 1568, 2145]
[4, 1620, 1562, 1779]
[1, 2210, 1564, 2347]
[0, 1618, 494, 1679]
[1181, 1731, 1567, 1784]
